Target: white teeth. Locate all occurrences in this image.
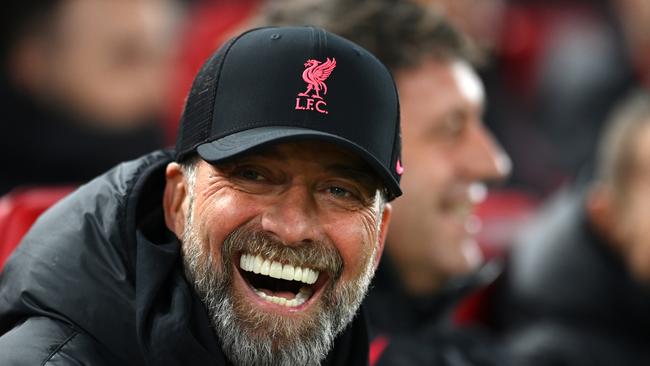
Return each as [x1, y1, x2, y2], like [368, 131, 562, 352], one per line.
[252, 255, 263, 274]
[253, 287, 313, 308]
[301, 268, 317, 285]
[240, 256, 250, 271]
[269, 261, 283, 279]
[260, 259, 271, 276]
[293, 267, 303, 282]
[239, 253, 320, 285]
[281, 264, 295, 280]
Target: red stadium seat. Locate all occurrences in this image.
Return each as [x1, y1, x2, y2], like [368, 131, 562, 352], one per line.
[0, 186, 75, 269]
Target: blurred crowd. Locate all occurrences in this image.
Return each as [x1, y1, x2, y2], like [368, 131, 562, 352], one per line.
[4, 0, 647, 197]
[3, 0, 650, 365]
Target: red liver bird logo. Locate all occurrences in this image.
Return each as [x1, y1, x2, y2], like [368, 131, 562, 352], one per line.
[298, 58, 337, 99]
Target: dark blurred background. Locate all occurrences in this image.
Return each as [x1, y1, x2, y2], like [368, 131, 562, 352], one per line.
[2, 0, 650, 247]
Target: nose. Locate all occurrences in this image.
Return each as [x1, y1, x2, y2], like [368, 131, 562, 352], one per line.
[260, 184, 321, 246]
[457, 123, 511, 182]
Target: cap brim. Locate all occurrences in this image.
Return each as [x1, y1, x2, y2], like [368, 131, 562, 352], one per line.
[196, 126, 401, 200]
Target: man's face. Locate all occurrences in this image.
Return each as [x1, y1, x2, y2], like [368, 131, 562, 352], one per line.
[18, 0, 177, 127]
[164, 141, 390, 365]
[387, 58, 509, 293]
[613, 124, 650, 283]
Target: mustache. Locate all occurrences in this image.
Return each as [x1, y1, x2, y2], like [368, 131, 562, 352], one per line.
[221, 223, 344, 279]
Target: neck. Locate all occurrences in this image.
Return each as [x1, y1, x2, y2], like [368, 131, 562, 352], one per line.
[391, 258, 446, 297]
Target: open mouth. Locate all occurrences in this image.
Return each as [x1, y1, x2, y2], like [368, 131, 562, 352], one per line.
[238, 253, 324, 308]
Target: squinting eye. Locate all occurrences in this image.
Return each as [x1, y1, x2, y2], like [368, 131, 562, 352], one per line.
[328, 186, 352, 198]
[239, 169, 265, 181]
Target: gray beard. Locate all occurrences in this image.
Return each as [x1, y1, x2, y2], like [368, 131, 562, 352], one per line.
[181, 211, 377, 366]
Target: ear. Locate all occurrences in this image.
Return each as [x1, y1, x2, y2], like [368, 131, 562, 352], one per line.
[163, 162, 189, 237]
[373, 202, 392, 270]
[586, 183, 620, 247]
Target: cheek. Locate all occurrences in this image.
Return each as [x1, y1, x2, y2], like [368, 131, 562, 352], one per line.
[387, 196, 430, 252]
[621, 193, 650, 241]
[631, 241, 650, 269]
[627, 226, 650, 283]
[627, 203, 650, 250]
[323, 214, 377, 280]
[193, 193, 263, 260]
[400, 143, 453, 196]
[388, 153, 449, 237]
[617, 194, 650, 279]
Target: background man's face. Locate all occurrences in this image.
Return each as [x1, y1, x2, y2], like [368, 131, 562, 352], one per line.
[387, 58, 508, 292]
[16, 0, 177, 127]
[168, 141, 390, 365]
[614, 123, 650, 283]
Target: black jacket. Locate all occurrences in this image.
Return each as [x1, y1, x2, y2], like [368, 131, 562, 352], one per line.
[499, 187, 650, 366]
[0, 150, 370, 365]
[365, 256, 510, 366]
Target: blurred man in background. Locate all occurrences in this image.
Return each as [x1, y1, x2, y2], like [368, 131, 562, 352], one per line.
[263, 0, 511, 364]
[1, 0, 179, 194]
[500, 90, 650, 365]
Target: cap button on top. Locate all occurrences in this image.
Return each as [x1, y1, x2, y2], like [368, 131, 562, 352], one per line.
[270, 33, 281, 40]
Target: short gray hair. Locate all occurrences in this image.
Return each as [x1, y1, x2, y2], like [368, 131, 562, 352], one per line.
[178, 155, 200, 195]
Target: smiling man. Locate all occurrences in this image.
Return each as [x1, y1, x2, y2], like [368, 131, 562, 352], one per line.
[0, 26, 401, 366]
[168, 142, 392, 365]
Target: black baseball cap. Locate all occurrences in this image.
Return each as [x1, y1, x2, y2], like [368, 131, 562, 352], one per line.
[175, 26, 402, 200]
